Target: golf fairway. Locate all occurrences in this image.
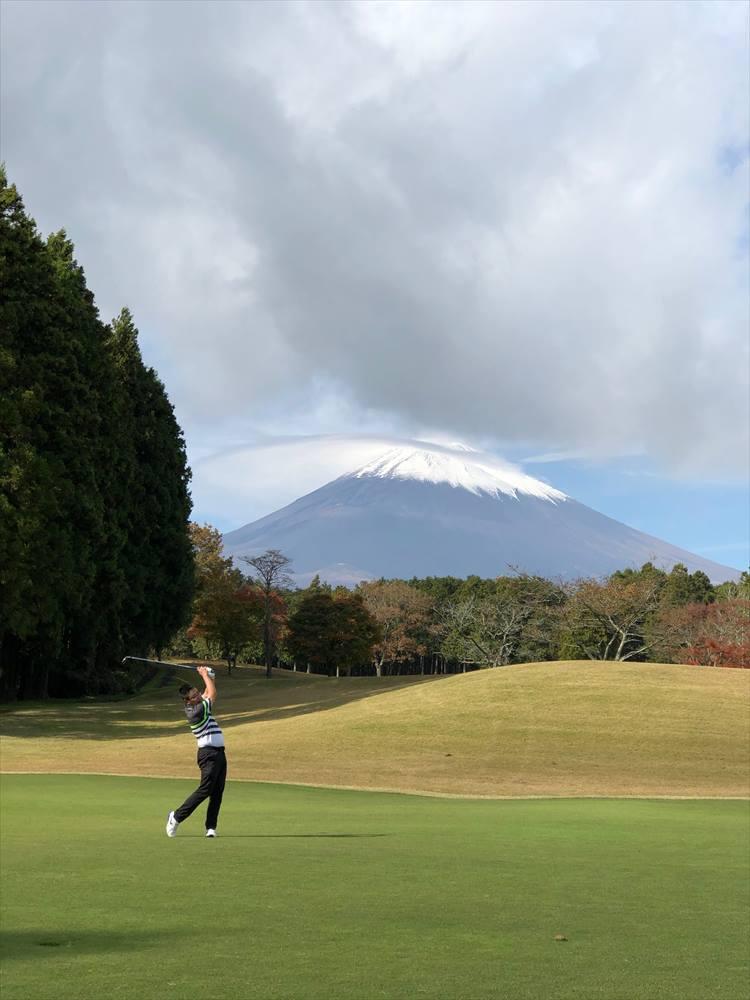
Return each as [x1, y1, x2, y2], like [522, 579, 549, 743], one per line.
[1, 775, 748, 1000]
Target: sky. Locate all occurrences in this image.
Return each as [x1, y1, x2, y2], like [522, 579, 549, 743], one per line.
[2, 0, 748, 570]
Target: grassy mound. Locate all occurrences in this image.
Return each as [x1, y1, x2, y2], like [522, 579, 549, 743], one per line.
[1, 774, 748, 1000]
[1, 661, 748, 797]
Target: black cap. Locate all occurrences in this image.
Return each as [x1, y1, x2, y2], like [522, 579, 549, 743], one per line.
[178, 683, 193, 697]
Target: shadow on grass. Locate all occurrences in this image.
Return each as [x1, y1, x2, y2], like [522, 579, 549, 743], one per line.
[0, 928, 181, 962]
[199, 833, 391, 839]
[0, 670, 451, 741]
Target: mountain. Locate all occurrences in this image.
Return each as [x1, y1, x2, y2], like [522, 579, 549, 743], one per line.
[222, 444, 739, 586]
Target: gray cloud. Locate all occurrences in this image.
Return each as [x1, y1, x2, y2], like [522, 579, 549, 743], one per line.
[2, 0, 748, 478]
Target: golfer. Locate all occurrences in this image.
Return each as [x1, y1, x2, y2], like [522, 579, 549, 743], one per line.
[166, 666, 227, 839]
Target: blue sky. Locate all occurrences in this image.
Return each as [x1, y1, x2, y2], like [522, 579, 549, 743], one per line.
[2, 0, 748, 573]
[514, 456, 748, 572]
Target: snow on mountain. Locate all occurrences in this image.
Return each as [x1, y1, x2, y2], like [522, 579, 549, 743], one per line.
[222, 442, 739, 586]
[354, 445, 567, 502]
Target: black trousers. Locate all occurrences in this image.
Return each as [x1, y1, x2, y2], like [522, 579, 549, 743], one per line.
[174, 746, 227, 830]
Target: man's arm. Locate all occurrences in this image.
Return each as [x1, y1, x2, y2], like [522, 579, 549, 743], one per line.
[197, 666, 217, 703]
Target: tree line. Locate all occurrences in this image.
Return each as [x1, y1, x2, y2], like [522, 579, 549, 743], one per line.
[0, 169, 194, 699]
[175, 526, 750, 677]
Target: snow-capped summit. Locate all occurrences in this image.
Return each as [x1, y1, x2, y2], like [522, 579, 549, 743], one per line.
[353, 444, 567, 503]
[222, 440, 739, 587]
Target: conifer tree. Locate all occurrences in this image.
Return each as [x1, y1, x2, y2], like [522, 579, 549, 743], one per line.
[106, 308, 194, 658]
[0, 170, 194, 698]
[43, 230, 117, 692]
[0, 173, 91, 697]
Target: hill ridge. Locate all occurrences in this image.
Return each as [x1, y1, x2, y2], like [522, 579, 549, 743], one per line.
[1, 661, 748, 798]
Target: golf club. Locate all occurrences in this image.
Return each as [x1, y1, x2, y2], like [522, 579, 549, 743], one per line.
[121, 656, 215, 677]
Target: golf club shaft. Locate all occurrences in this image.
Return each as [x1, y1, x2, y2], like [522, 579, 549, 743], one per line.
[121, 656, 215, 677]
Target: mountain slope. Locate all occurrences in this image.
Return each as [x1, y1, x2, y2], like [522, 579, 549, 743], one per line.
[222, 444, 737, 584]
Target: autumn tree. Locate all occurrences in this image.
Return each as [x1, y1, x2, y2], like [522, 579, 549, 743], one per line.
[241, 549, 292, 677]
[436, 575, 563, 667]
[687, 599, 749, 666]
[183, 525, 267, 671]
[439, 597, 521, 667]
[559, 574, 663, 661]
[714, 572, 750, 603]
[434, 598, 483, 666]
[652, 599, 750, 667]
[189, 581, 263, 670]
[287, 591, 380, 677]
[358, 580, 431, 676]
[190, 523, 232, 582]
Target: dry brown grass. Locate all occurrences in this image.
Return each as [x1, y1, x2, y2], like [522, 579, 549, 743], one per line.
[1, 660, 748, 797]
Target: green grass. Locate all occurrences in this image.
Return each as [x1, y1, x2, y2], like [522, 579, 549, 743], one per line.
[1, 774, 748, 1000]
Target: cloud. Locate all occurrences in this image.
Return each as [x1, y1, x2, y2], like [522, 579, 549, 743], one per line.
[190, 433, 436, 527]
[2, 0, 748, 479]
[190, 432, 540, 527]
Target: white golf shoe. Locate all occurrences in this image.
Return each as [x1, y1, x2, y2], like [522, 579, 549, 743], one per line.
[206, 829, 217, 838]
[166, 811, 179, 837]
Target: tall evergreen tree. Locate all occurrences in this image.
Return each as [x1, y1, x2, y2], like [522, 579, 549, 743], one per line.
[135, 356, 195, 655]
[0, 174, 95, 697]
[0, 169, 194, 698]
[43, 230, 119, 693]
[105, 307, 194, 661]
[660, 564, 715, 607]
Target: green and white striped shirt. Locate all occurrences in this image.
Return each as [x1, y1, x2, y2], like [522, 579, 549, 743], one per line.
[185, 697, 224, 748]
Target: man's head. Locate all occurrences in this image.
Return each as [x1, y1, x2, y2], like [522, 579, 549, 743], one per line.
[178, 683, 202, 705]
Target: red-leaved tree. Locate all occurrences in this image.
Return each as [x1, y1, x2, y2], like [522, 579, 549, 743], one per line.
[652, 599, 749, 667]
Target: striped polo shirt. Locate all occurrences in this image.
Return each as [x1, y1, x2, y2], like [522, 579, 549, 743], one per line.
[185, 697, 225, 749]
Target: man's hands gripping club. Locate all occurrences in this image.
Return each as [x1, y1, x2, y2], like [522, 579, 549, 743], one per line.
[197, 665, 217, 702]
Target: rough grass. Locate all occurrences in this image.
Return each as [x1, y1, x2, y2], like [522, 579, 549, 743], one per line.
[1, 661, 748, 797]
[1, 774, 748, 1000]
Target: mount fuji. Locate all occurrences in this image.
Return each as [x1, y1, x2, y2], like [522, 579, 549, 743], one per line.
[222, 443, 738, 586]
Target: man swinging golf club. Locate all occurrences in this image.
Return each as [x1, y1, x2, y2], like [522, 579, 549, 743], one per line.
[166, 666, 227, 839]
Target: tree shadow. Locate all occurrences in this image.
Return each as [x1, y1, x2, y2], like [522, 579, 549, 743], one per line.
[0, 928, 182, 963]
[0, 671, 452, 741]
